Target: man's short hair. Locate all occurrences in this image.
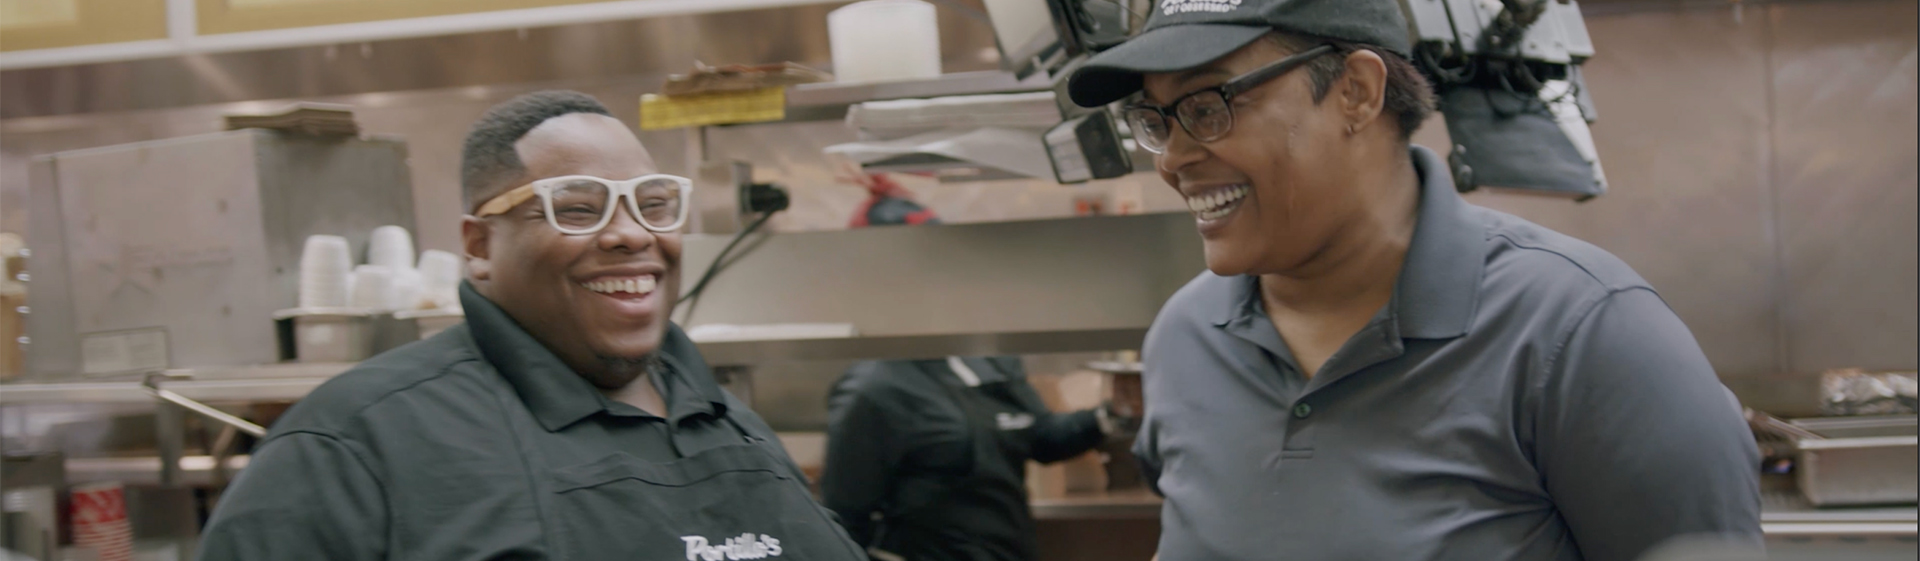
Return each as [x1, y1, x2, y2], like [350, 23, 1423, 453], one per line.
[1269, 31, 1436, 140]
[460, 90, 612, 211]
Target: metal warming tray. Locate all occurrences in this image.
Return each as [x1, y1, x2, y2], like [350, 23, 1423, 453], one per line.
[1789, 415, 1918, 507]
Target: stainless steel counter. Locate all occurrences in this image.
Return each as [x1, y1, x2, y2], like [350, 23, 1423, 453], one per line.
[1761, 490, 1919, 537]
[1, 363, 348, 404]
[1025, 489, 1919, 536]
[697, 328, 1148, 366]
[0, 326, 1157, 403]
[1031, 490, 1161, 520]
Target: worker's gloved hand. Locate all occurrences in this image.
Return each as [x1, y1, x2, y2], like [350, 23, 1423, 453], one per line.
[1096, 400, 1142, 443]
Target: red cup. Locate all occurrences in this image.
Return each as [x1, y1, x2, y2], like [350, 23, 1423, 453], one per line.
[70, 482, 134, 561]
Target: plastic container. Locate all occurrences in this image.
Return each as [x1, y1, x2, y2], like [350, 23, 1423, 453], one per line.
[827, 0, 941, 83]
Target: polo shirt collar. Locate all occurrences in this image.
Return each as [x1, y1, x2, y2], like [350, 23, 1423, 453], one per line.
[1394, 145, 1485, 339]
[459, 281, 728, 432]
[653, 315, 733, 423]
[1213, 145, 1484, 340]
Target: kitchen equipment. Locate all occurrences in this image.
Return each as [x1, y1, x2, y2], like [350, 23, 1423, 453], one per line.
[366, 225, 416, 273]
[394, 308, 464, 341]
[1791, 415, 1919, 438]
[1745, 408, 1825, 441]
[347, 265, 394, 311]
[2, 453, 65, 561]
[298, 235, 354, 309]
[273, 308, 377, 363]
[1793, 415, 1918, 507]
[847, 92, 1061, 134]
[826, 0, 941, 84]
[1753, 410, 1919, 507]
[981, 0, 1061, 78]
[25, 130, 414, 376]
[1795, 434, 1917, 507]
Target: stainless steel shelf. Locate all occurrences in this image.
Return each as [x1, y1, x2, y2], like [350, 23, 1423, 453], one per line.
[774, 71, 1054, 123]
[695, 327, 1148, 366]
[0, 363, 352, 405]
[1026, 491, 1920, 529]
[63, 455, 253, 487]
[1761, 521, 1918, 537]
[1761, 489, 1918, 536]
[1031, 490, 1161, 520]
[0, 327, 1147, 402]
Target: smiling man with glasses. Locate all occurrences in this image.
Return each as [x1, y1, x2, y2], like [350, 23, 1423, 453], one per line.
[197, 91, 865, 561]
[1067, 1, 1762, 560]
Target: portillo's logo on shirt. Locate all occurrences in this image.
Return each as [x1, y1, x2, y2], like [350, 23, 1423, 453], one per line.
[1161, 0, 1243, 15]
[995, 412, 1035, 430]
[681, 533, 783, 560]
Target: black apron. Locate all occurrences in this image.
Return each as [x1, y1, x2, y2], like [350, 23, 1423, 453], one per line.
[871, 360, 1039, 561]
[543, 416, 868, 561]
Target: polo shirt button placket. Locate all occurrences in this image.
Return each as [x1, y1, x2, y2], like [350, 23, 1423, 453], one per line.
[1279, 400, 1317, 460]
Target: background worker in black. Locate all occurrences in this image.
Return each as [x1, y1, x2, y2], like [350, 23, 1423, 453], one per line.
[819, 182, 1137, 561]
[197, 91, 865, 561]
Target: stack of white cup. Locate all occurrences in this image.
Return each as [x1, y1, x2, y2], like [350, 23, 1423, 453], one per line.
[367, 226, 415, 272]
[417, 250, 464, 310]
[348, 265, 394, 310]
[367, 226, 423, 311]
[298, 235, 353, 308]
[389, 268, 424, 311]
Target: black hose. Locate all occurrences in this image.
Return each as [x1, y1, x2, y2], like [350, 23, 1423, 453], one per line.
[675, 211, 775, 323]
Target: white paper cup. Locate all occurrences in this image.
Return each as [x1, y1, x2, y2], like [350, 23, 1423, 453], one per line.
[388, 267, 424, 312]
[417, 250, 464, 304]
[299, 235, 353, 308]
[367, 225, 416, 273]
[348, 265, 394, 311]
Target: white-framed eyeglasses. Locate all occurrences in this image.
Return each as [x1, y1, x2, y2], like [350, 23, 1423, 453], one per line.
[474, 174, 692, 235]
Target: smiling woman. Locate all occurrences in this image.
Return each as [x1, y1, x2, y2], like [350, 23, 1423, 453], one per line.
[1063, 1, 1766, 560]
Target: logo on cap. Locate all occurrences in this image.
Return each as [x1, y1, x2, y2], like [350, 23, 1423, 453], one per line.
[1161, 0, 1243, 15]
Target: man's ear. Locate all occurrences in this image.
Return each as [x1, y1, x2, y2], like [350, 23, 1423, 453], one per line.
[1337, 49, 1390, 134]
[462, 215, 494, 281]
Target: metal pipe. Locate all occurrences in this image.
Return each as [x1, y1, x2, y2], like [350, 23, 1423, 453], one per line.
[209, 424, 240, 485]
[142, 377, 268, 438]
[155, 402, 185, 487]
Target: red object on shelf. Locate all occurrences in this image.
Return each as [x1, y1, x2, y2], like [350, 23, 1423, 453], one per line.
[71, 482, 134, 561]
